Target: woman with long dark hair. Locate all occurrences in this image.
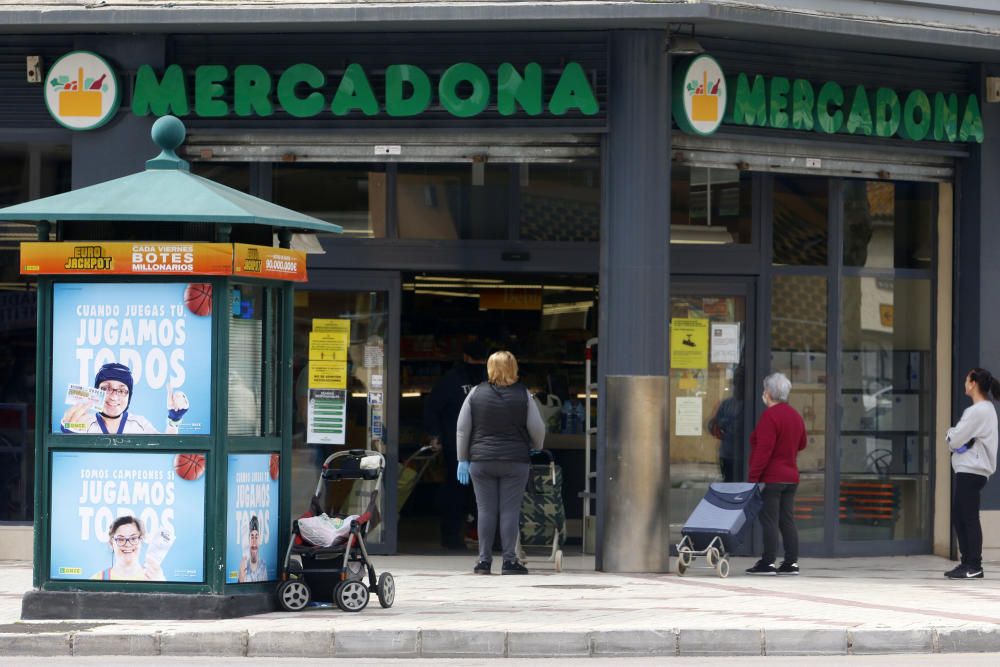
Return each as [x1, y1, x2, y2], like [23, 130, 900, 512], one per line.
[944, 368, 1000, 579]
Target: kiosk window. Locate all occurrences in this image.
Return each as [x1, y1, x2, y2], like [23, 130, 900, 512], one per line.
[227, 285, 276, 436]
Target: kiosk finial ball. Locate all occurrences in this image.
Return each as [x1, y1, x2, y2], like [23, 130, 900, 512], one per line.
[151, 115, 186, 151]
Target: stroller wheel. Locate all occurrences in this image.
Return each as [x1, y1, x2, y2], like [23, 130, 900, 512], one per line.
[335, 579, 370, 612]
[377, 572, 395, 608]
[716, 557, 730, 578]
[554, 550, 563, 573]
[277, 579, 311, 612]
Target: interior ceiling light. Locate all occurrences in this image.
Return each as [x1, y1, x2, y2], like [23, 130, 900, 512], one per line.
[670, 224, 734, 245]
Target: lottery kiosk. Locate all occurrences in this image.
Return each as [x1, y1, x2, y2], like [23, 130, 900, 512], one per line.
[0, 116, 342, 619]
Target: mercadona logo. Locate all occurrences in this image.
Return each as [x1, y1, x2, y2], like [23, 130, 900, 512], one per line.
[673, 55, 726, 136]
[44, 51, 120, 131]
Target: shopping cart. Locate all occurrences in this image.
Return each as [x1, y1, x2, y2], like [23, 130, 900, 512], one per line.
[675, 482, 762, 578]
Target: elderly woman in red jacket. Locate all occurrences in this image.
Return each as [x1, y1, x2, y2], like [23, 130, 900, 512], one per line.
[746, 372, 807, 576]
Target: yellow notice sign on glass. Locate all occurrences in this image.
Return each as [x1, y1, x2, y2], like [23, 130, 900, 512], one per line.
[671, 318, 709, 369]
[309, 361, 348, 389]
[313, 318, 350, 334]
[308, 332, 348, 362]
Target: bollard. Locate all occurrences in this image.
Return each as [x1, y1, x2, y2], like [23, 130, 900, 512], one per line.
[598, 375, 670, 572]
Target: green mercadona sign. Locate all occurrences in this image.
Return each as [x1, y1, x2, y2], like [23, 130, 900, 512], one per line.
[130, 61, 599, 119]
[673, 56, 983, 143]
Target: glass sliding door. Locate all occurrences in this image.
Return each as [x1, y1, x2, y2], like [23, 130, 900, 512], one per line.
[768, 174, 936, 555]
[669, 280, 754, 550]
[838, 180, 934, 546]
[290, 272, 400, 553]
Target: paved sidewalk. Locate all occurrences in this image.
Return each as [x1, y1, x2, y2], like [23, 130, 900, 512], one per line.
[2, 553, 1000, 658]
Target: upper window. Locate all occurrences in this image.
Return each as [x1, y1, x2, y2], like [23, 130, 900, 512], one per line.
[396, 164, 511, 240]
[671, 166, 752, 245]
[773, 175, 828, 266]
[273, 164, 386, 239]
[843, 180, 934, 270]
[519, 164, 599, 242]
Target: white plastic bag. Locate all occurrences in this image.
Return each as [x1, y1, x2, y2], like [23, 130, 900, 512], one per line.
[298, 513, 359, 547]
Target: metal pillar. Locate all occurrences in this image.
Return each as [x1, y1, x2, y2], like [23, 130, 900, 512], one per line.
[596, 30, 671, 570]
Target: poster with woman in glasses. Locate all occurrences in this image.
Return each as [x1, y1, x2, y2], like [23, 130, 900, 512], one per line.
[50, 282, 213, 435]
[49, 450, 206, 582]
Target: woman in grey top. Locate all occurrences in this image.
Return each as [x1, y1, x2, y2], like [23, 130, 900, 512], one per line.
[456, 351, 545, 575]
[944, 367, 1000, 579]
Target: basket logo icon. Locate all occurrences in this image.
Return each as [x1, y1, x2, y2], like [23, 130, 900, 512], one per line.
[673, 55, 727, 136]
[44, 51, 120, 131]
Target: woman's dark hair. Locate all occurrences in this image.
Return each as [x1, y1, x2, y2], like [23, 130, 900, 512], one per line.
[108, 515, 144, 539]
[968, 368, 1000, 401]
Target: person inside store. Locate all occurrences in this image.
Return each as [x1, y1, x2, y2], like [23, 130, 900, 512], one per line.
[423, 339, 488, 550]
[746, 372, 807, 576]
[944, 367, 999, 580]
[455, 350, 546, 575]
[91, 515, 164, 581]
[708, 368, 744, 483]
[60, 362, 189, 435]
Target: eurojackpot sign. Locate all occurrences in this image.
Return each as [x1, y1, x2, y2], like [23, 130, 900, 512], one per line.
[673, 54, 983, 143]
[45, 51, 599, 129]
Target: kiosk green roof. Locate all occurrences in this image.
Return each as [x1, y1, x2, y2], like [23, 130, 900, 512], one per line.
[0, 116, 343, 234]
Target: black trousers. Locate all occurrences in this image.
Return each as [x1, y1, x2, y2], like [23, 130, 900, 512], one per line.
[953, 472, 988, 569]
[760, 483, 799, 564]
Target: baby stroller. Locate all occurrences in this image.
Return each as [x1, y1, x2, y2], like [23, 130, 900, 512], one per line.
[675, 482, 762, 578]
[276, 449, 395, 613]
[516, 449, 566, 572]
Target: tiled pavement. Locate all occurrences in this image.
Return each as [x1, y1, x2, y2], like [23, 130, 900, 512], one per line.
[1, 553, 999, 657]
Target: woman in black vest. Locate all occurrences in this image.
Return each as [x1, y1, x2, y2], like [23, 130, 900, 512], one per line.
[456, 351, 546, 574]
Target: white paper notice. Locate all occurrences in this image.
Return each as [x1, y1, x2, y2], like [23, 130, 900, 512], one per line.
[364, 345, 382, 368]
[675, 396, 703, 436]
[710, 323, 740, 364]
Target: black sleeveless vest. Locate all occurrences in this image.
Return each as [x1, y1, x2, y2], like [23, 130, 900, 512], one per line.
[468, 382, 531, 462]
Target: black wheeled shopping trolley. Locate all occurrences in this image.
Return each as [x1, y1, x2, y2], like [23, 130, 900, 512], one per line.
[675, 482, 763, 578]
[276, 449, 394, 612]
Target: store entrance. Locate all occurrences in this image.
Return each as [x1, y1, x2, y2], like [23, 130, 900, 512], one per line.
[669, 278, 757, 554]
[396, 272, 598, 554]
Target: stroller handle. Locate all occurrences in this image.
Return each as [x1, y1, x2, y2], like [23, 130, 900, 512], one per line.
[321, 449, 385, 470]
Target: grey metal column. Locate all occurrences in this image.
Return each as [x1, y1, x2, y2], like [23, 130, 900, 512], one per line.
[597, 30, 671, 571]
[71, 35, 165, 187]
[957, 64, 1000, 510]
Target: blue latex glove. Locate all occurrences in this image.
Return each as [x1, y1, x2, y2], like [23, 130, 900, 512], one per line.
[457, 461, 471, 485]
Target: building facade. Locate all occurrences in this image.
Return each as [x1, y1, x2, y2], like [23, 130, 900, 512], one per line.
[2, 1, 999, 565]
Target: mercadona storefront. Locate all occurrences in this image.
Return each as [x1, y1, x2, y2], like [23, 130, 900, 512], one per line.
[1, 5, 998, 569]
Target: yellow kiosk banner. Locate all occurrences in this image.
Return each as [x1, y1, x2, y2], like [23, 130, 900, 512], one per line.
[232, 243, 307, 282]
[670, 317, 709, 369]
[20, 242, 234, 276]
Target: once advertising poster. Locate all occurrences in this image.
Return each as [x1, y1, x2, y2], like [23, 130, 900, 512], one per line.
[226, 454, 280, 583]
[50, 450, 206, 582]
[52, 282, 213, 435]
